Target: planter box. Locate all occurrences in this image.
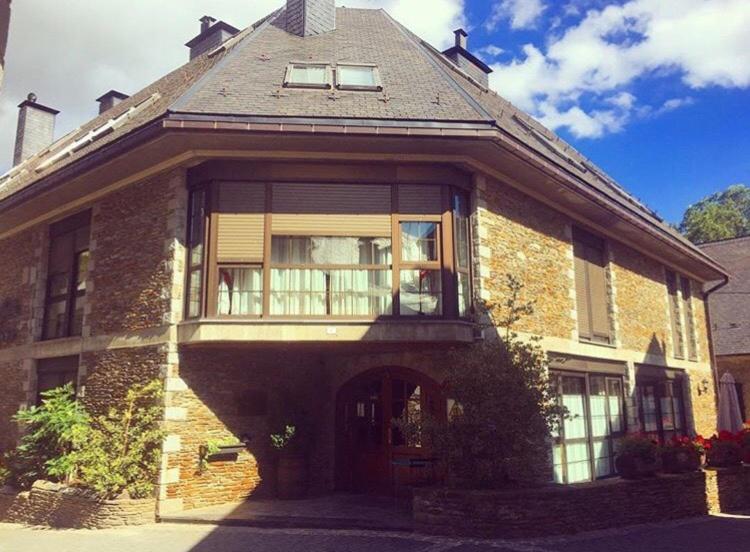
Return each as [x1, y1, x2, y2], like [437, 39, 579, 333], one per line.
[202, 443, 247, 461]
[0, 481, 156, 529]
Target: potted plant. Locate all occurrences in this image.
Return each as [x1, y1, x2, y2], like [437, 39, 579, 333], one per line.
[270, 425, 308, 499]
[199, 438, 248, 472]
[661, 436, 702, 473]
[739, 427, 750, 464]
[704, 431, 742, 468]
[615, 434, 661, 479]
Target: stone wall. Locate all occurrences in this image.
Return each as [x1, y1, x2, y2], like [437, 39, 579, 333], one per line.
[0, 481, 155, 529]
[89, 170, 180, 336]
[0, 359, 26, 453]
[414, 467, 750, 539]
[477, 178, 575, 340]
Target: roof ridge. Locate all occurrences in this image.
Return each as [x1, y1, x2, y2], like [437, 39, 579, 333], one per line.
[379, 10, 494, 123]
[699, 234, 750, 246]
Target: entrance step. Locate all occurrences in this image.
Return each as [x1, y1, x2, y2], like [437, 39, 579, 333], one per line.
[158, 495, 414, 533]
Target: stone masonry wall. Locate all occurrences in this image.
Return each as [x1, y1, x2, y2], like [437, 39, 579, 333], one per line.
[477, 178, 575, 339]
[610, 241, 670, 356]
[0, 359, 26, 453]
[89, 170, 180, 336]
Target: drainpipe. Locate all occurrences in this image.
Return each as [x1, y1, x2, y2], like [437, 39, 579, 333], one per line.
[703, 275, 730, 424]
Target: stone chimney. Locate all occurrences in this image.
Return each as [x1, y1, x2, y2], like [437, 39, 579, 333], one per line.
[13, 93, 59, 165]
[185, 16, 240, 60]
[442, 28, 493, 87]
[96, 90, 129, 114]
[285, 0, 336, 37]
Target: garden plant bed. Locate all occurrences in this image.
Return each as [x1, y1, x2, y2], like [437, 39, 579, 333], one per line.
[414, 466, 750, 539]
[0, 480, 156, 529]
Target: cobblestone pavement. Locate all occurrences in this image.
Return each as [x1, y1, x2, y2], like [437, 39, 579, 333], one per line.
[1, 513, 749, 552]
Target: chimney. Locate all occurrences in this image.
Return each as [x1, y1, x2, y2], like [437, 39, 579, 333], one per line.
[96, 90, 129, 114]
[442, 28, 493, 88]
[285, 0, 336, 37]
[13, 93, 59, 165]
[185, 16, 240, 60]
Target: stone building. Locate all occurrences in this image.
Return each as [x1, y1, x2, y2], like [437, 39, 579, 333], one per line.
[0, 1, 728, 514]
[0, 0, 10, 91]
[700, 236, 750, 421]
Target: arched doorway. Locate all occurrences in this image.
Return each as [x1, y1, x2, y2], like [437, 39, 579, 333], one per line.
[335, 367, 445, 493]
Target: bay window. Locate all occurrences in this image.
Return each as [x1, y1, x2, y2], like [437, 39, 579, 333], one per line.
[185, 181, 473, 320]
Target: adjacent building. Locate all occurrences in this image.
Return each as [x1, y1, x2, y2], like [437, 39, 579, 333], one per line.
[0, 1, 727, 514]
[0, 0, 10, 91]
[700, 236, 750, 421]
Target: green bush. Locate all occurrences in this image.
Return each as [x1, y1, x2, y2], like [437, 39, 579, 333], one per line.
[405, 275, 564, 488]
[3, 384, 89, 489]
[73, 380, 165, 499]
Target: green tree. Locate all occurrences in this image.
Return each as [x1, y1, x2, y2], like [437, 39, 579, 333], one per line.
[679, 184, 750, 243]
[4, 385, 90, 489]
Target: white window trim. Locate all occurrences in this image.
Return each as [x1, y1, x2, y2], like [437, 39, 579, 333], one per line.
[283, 62, 333, 90]
[335, 63, 383, 92]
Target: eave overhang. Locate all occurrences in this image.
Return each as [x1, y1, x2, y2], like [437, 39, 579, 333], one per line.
[0, 113, 728, 283]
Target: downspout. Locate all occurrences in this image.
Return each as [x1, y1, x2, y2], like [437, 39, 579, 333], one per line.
[703, 275, 730, 422]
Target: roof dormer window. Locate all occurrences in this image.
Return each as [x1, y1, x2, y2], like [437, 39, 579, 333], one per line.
[284, 62, 332, 89]
[335, 63, 382, 91]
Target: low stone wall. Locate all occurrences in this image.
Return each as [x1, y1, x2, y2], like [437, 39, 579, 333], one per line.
[0, 481, 156, 529]
[414, 467, 750, 539]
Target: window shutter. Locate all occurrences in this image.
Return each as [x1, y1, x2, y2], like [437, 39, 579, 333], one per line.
[272, 183, 391, 236]
[587, 247, 610, 340]
[666, 270, 684, 358]
[573, 241, 592, 340]
[216, 183, 265, 262]
[398, 184, 443, 215]
[680, 276, 697, 359]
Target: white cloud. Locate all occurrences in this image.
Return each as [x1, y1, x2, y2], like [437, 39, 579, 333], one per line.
[0, 0, 464, 172]
[489, 0, 750, 137]
[476, 44, 505, 61]
[487, 0, 547, 31]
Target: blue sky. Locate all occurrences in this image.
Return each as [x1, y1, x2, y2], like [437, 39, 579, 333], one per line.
[1, 0, 748, 224]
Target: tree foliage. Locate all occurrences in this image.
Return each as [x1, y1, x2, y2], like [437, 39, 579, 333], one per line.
[4, 385, 89, 489]
[679, 184, 750, 243]
[400, 275, 564, 488]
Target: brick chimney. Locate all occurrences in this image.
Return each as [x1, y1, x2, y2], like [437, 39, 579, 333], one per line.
[13, 93, 59, 165]
[442, 28, 493, 87]
[285, 0, 336, 37]
[96, 90, 129, 114]
[185, 16, 240, 60]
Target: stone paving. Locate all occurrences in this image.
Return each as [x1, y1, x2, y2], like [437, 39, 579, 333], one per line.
[1, 513, 750, 552]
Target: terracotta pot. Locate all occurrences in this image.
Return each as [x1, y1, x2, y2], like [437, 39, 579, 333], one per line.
[661, 448, 701, 473]
[615, 453, 660, 479]
[277, 455, 308, 499]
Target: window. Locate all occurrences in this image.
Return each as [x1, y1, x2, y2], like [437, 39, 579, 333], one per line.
[185, 188, 206, 319]
[572, 227, 611, 344]
[636, 377, 686, 443]
[36, 356, 79, 405]
[551, 372, 625, 484]
[218, 266, 263, 316]
[399, 222, 441, 316]
[453, 192, 472, 317]
[43, 211, 91, 340]
[270, 236, 393, 316]
[284, 63, 331, 89]
[680, 276, 698, 360]
[391, 379, 422, 447]
[335, 64, 382, 91]
[666, 270, 684, 358]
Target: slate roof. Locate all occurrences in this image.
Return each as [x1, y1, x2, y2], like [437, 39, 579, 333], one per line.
[700, 236, 750, 356]
[0, 6, 721, 275]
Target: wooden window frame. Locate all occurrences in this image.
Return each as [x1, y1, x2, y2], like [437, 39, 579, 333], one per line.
[334, 63, 383, 92]
[42, 211, 91, 341]
[572, 227, 612, 345]
[215, 263, 264, 319]
[552, 370, 626, 484]
[452, 189, 473, 319]
[283, 62, 333, 90]
[185, 186, 208, 319]
[189, 181, 471, 322]
[636, 376, 688, 444]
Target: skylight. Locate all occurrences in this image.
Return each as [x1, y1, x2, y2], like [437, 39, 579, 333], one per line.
[284, 63, 331, 89]
[336, 64, 381, 91]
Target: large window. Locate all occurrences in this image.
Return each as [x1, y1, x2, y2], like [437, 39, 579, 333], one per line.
[573, 227, 611, 344]
[637, 377, 686, 443]
[185, 182, 472, 320]
[552, 372, 625, 484]
[43, 211, 91, 340]
[680, 276, 698, 360]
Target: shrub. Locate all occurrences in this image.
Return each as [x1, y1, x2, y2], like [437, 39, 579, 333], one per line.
[702, 431, 743, 468]
[73, 380, 165, 499]
[615, 434, 660, 479]
[406, 275, 564, 489]
[661, 436, 702, 473]
[3, 385, 90, 489]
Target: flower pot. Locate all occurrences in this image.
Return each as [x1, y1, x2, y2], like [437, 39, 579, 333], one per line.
[277, 454, 308, 499]
[661, 448, 701, 473]
[615, 453, 660, 479]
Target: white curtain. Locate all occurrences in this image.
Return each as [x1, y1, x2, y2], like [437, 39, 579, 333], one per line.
[330, 269, 392, 316]
[217, 268, 262, 315]
[270, 269, 326, 315]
